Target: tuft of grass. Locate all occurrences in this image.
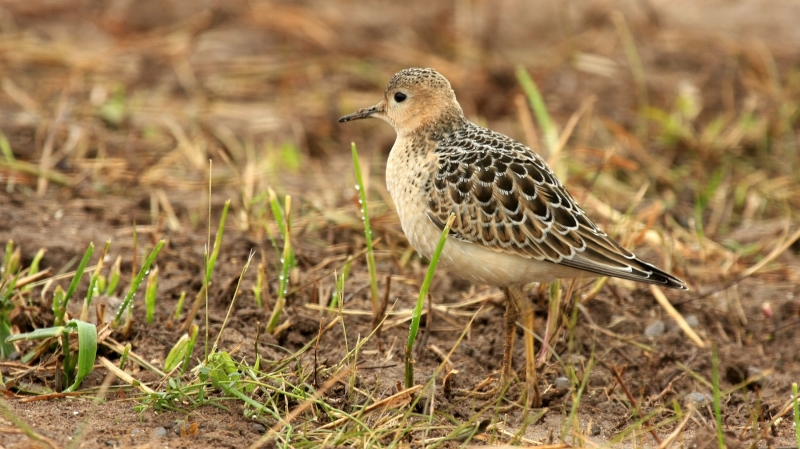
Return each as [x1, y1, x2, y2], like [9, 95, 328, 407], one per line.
[405, 213, 455, 389]
[8, 319, 97, 392]
[351, 142, 380, 325]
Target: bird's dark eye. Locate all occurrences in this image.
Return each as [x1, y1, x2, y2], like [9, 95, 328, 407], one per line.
[394, 92, 407, 103]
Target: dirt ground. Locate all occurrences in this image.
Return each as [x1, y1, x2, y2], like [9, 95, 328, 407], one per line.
[1, 0, 800, 448]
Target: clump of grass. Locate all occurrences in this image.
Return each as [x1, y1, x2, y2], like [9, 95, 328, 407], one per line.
[405, 213, 455, 389]
[9, 319, 97, 392]
[351, 142, 380, 326]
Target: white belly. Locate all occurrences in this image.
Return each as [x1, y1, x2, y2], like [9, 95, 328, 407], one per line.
[385, 140, 588, 287]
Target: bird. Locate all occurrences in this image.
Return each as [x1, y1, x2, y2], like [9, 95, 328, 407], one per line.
[339, 67, 687, 407]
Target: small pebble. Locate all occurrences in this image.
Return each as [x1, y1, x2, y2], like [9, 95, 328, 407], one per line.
[644, 321, 665, 338]
[684, 392, 711, 407]
[590, 424, 602, 436]
[155, 427, 167, 438]
[130, 429, 143, 436]
[252, 423, 266, 434]
[553, 377, 570, 390]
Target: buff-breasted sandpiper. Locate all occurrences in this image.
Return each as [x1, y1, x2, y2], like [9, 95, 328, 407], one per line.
[339, 67, 687, 407]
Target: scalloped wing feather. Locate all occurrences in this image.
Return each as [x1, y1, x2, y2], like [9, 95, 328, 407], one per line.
[424, 123, 687, 290]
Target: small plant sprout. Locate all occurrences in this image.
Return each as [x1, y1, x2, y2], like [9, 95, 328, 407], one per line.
[7, 319, 97, 392]
[106, 256, 121, 296]
[267, 195, 292, 333]
[173, 291, 186, 322]
[82, 240, 110, 322]
[330, 256, 353, 310]
[112, 240, 165, 327]
[351, 142, 380, 326]
[145, 265, 158, 324]
[63, 242, 94, 314]
[119, 342, 131, 370]
[405, 213, 455, 389]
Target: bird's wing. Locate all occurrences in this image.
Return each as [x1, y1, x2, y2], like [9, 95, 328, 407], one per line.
[424, 124, 686, 289]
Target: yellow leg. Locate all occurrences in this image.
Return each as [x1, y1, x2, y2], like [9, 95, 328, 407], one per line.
[501, 289, 518, 384]
[506, 285, 542, 408]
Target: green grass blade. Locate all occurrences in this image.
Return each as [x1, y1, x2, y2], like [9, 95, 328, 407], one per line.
[173, 291, 186, 321]
[405, 213, 455, 389]
[793, 382, 799, 449]
[351, 143, 380, 316]
[206, 200, 230, 284]
[182, 324, 198, 373]
[2, 240, 12, 274]
[330, 256, 353, 310]
[164, 333, 190, 372]
[52, 285, 66, 326]
[83, 241, 110, 322]
[113, 240, 165, 326]
[516, 67, 558, 153]
[0, 319, 16, 360]
[63, 319, 98, 392]
[106, 256, 121, 296]
[712, 345, 725, 448]
[267, 196, 292, 332]
[63, 243, 94, 305]
[0, 130, 13, 162]
[145, 266, 158, 324]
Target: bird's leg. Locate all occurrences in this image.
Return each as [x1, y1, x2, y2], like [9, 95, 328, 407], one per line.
[506, 285, 542, 408]
[501, 287, 519, 385]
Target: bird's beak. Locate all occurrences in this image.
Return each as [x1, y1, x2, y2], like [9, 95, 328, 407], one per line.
[338, 103, 383, 123]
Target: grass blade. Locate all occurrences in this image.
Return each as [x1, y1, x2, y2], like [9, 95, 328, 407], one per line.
[516, 67, 558, 154]
[267, 196, 292, 332]
[405, 213, 455, 389]
[351, 143, 380, 321]
[712, 345, 725, 448]
[793, 382, 799, 449]
[113, 240, 165, 326]
[145, 266, 158, 324]
[63, 319, 97, 392]
[64, 242, 94, 305]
